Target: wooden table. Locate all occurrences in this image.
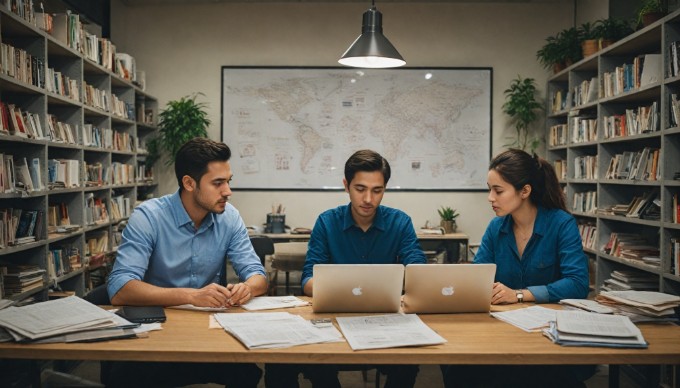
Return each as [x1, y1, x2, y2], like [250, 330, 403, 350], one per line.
[1, 304, 678, 367]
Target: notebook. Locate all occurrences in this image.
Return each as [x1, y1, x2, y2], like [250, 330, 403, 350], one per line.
[402, 264, 496, 313]
[312, 264, 404, 313]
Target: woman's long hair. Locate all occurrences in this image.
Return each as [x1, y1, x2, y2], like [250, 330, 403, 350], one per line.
[489, 149, 566, 211]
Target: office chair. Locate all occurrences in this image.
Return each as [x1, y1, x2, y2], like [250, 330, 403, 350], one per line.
[271, 242, 308, 295]
[82, 284, 111, 305]
[249, 235, 275, 266]
[249, 235, 276, 294]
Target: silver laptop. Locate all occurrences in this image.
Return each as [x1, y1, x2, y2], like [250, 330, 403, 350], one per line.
[312, 264, 404, 313]
[402, 264, 496, 313]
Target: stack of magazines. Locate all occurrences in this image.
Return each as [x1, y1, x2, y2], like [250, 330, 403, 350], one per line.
[596, 290, 680, 321]
[0, 296, 148, 343]
[543, 310, 647, 348]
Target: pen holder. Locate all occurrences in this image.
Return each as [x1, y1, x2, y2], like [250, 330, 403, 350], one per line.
[266, 213, 285, 233]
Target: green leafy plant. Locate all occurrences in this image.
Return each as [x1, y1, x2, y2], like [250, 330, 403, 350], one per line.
[536, 35, 562, 70]
[557, 27, 583, 65]
[502, 76, 543, 153]
[536, 27, 583, 71]
[147, 93, 211, 167]
[578, 21, 600, 41]
[637, 0, 667, 27]
[593, 18, 633, 42]
[437, 206, 459, 221]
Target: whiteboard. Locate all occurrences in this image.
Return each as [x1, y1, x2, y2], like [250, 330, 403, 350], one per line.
[221, 67, 492, 191]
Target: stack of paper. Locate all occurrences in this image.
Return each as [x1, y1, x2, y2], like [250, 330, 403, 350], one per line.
[0, 296, 142, 343]
[490, 306, 556, 332]
[241, 296, 310, 311]
[597, 290, 680, 321]
[543, 310, 647, 348]
[559, 299, 615, 314]
[214, 312, 343, 349]
[336, 314, 446, 350]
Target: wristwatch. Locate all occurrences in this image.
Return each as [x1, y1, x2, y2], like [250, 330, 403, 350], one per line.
[515, 289, 524, 303]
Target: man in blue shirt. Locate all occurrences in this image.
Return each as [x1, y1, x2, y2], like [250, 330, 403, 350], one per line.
[106, 138, 267, 387]
[266, 149, 425, 388]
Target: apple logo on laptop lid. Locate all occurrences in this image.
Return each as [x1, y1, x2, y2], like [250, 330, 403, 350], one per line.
[352, 286, 363, 296]
[441, 286, 454, 296]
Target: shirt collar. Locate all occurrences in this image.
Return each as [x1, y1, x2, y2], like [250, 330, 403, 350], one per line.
[170, 190, 215, 230]
[499, 205, 547, 237]
[341, 203, 385, 232]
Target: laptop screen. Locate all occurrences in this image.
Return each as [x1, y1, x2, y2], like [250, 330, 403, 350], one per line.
[402, 264, 496, 313]
[312, 264, 404, 313]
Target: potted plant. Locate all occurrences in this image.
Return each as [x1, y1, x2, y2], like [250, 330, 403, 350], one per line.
[637, 0, 667, 28]
[536, 35, 564, 73]
[147, 93, 211, 167]
[536, 27, 583, 73]
[438, 206, 459, 234]
[593, 17, 634, 48]
[578, 21, 600, 58]
[557, 27, 583, 66]
[502, 76, 543, 153]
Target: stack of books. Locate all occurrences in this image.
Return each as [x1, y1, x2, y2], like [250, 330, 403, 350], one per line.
[0, 265, 45, 297]
[602, 270, 658, 292]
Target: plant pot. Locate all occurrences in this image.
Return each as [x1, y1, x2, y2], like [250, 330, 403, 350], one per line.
[581, 39, 599, 57]
[599, 39, 614, 50]
[552, 62, 566, 74]
[642, 12, 665, 28]
[440, 220, 457, 234]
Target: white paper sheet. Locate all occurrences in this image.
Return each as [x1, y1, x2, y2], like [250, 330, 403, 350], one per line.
[335, 314, 446, 351]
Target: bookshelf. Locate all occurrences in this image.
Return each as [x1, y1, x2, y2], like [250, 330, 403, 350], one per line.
[0, 4, 158, 304]
[546, 12, 680, 385]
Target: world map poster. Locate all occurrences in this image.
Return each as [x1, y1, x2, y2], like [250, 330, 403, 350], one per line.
[221, 67, 492, 190]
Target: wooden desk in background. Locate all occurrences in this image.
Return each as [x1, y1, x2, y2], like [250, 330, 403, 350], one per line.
[252, 232, 470, 263]
[0, 303, 678, 388]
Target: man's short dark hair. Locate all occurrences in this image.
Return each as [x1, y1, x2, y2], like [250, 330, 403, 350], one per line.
[175, 137, 231, 189]
[344, 149, 391, 185]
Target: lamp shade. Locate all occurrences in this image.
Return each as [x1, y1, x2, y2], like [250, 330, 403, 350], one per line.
[338, 7, 405, 68]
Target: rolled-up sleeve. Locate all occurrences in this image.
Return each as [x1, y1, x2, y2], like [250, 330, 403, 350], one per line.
[107, 208, 155, 300]
[226, 215, 266, 282]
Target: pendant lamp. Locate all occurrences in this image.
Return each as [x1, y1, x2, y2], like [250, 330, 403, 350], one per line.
[338, 0, 405, 68]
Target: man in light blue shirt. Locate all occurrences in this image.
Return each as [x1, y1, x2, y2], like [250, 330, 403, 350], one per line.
[266, 150, 425, 388]
[106, 138, 266, 387]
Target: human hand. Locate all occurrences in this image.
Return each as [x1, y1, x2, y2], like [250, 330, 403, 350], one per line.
[188, 283, 231, 308]
[491, 282, 517, 305]
[226, 282, 252, 306]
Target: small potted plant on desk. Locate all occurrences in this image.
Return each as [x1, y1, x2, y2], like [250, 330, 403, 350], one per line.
[438, 206, 459, 234]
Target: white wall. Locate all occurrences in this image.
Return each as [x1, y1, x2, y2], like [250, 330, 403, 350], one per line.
[111, 1, 574, 244]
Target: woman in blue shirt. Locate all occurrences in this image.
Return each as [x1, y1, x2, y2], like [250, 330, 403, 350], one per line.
[441, 149, 594, 388]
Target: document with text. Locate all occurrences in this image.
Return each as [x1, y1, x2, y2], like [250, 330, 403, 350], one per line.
[241, 296, 310, 311]
[336, 314, 446, 351]
[214, 312, 343, 349]
[490, 306, 556, 332]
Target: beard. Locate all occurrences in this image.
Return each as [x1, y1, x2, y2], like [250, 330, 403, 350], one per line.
[193, 190, 228, 214]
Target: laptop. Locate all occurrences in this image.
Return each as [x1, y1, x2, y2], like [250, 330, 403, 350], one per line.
[312, 264, 404, 313]
[402, 264, 496, 313]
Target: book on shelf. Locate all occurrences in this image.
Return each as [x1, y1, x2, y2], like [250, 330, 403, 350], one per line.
[671, 238, 679, 276]
[639, 54, 661, 87]
[29, 158, 42, 191]
[13, 157, 33, 192]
